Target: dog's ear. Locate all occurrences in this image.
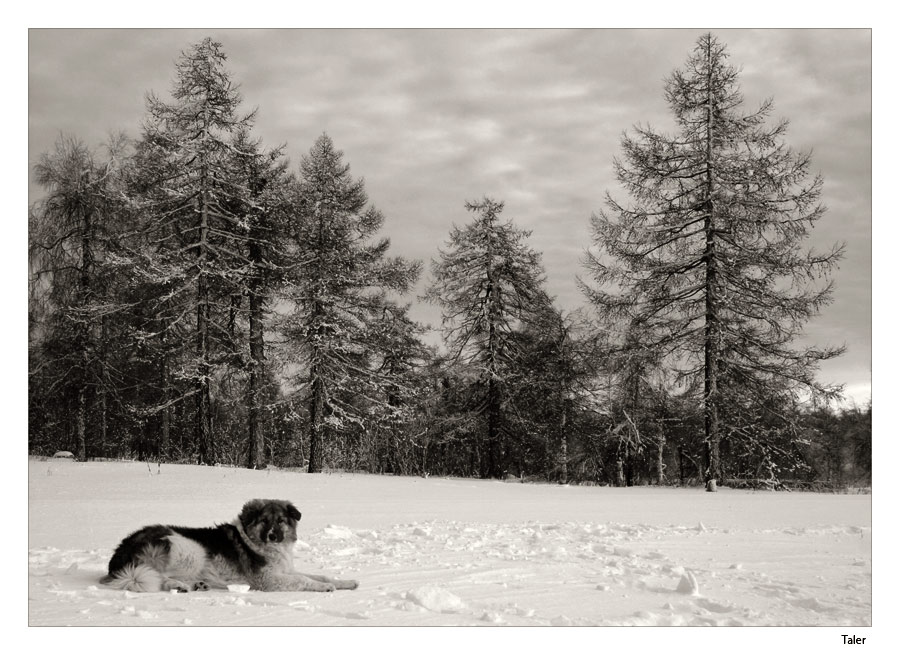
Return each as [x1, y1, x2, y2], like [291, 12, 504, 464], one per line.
[239, 499, 266, 526]
[285, 502, 302, 522]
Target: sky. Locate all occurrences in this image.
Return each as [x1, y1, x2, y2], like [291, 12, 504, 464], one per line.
[26, 27, 872, 406]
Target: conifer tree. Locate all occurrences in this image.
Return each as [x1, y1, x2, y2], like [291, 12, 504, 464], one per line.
[583, 34, 844, 487]
[229, 129, 290, 469]
[280, 134, 420, 473]
[516, 307, 605, 483]
[132, 38, 259, 464]
[424, 198, 548, 478]
[29, 135, 130, 460]
[366, 301, 432, 474]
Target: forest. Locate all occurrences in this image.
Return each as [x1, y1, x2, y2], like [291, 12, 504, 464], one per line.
[27, 34, 871, 489]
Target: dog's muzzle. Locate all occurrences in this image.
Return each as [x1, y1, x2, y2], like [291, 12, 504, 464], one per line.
[266, 529, 282, 543]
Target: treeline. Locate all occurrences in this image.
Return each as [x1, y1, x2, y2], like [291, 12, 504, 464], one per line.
[28, 36, 870, 488]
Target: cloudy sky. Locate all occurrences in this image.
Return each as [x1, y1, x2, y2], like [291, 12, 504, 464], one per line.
[27, 28, 872, 405]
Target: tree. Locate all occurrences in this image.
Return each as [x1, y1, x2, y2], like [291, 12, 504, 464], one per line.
[802, 403, 871, 487]
[424, 198, 548, 478]
[29, 135, 129, 461]
[228, 129, 290, 469]
[132, 38, 259, 464]
[364, 301, 433, 474]
[506, 306, 605, 483]
[582, 34, 844, 487]
[279, 134, 420, 473]
[601, 321, 677, 486]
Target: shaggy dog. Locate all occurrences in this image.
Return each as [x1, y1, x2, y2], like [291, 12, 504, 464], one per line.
[99, 499, 358, 593]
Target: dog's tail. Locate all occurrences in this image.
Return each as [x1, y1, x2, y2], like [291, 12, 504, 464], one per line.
[100, 563, 164, 593]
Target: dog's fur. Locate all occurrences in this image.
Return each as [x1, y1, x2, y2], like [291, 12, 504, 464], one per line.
[99, 499, 358, 593]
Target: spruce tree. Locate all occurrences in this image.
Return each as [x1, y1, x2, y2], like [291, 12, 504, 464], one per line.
[583, 34, 844, 487]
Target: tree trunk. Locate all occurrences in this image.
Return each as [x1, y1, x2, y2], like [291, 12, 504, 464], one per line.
[161, 404, 170, 459]
[196, 276, 212, 464]
[307, 214, 327, 474]
[99, 316, 108, 458]
[625, 444, 634, 486]
[77, 213, 93, 463]
[702, 39, 721, 489]
[656, 427, 666, 486]
[558, 394, 568, 485]
[76, 386, 87, 462]
[616, 454, 626, 487]
[486, 375, 502, 478]
[99, 387, 107, 459]
[483, 217, 504, 480]
[247, 277, 265, 469]
[308, 373, 325, 473]
[196, 117, 214, 466]
[159, 347, 170, 459]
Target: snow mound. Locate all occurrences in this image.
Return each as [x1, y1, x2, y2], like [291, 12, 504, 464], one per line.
[676, 570, 700, 596]
[322, 525, 355, 539]
[405, 586, 467, 613]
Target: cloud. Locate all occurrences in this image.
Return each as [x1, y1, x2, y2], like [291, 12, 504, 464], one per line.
[27, 28, 872, 403]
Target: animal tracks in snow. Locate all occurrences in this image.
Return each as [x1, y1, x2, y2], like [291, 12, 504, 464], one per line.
[28, 517, 871, 626]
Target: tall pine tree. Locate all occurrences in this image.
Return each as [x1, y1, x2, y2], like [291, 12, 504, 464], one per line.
[583, 34, 844, 487]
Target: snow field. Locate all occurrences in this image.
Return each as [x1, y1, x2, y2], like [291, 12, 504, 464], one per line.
[27, 460, 871, 632]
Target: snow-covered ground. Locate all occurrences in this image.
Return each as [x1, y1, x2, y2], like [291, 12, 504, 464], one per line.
[27, 459, 872, 644]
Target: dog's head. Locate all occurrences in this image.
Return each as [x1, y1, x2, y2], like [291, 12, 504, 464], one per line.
[238, 499, 302, 546]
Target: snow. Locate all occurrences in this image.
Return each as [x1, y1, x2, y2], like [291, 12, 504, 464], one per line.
[26, 459, 873, 647]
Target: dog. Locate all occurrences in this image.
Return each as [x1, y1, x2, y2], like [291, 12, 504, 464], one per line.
[99, 499, 358, 593]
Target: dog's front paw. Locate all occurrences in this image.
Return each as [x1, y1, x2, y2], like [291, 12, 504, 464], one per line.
[193, 581, 211, 592]
[340, 579, 359, 590]
[314, 582, 336, 592]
